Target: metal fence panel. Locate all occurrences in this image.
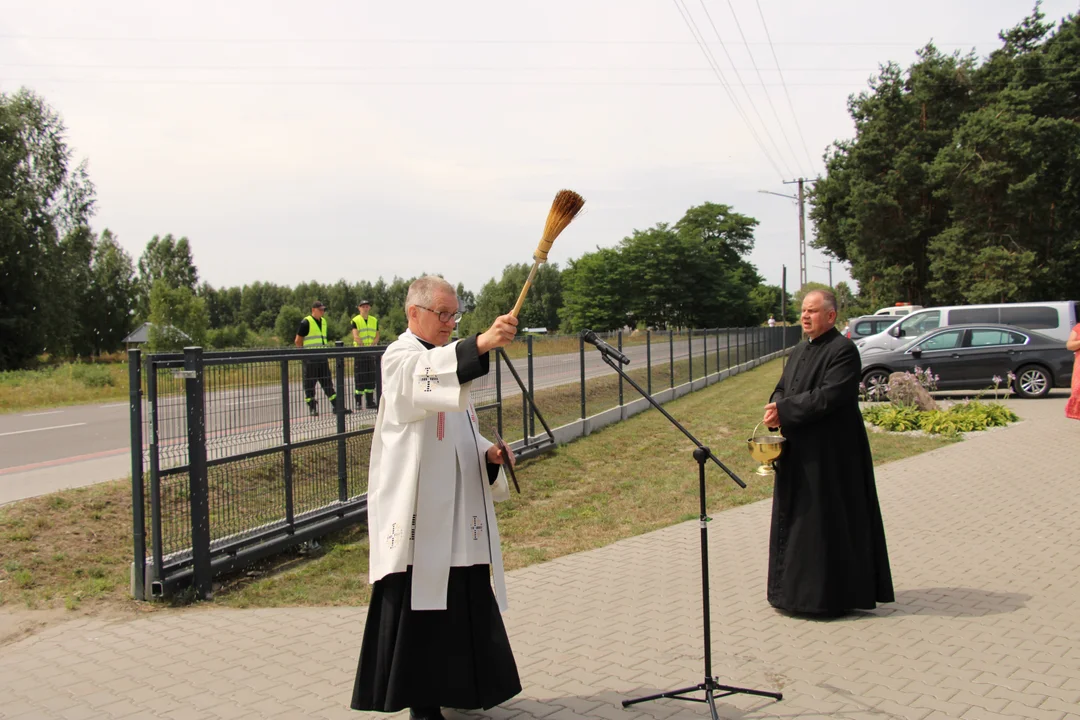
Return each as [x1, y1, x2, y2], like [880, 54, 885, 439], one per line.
[133, 327, 798, 599]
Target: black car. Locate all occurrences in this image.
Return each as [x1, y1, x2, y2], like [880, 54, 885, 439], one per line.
[859, 323, 1074, 399]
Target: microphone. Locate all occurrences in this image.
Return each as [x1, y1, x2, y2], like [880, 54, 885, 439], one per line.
[581, 329, 630, 365]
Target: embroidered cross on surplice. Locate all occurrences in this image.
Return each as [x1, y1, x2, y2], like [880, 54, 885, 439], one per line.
[386, 523, 402, 549]
[419, 367, 440, 392]
[471, 515, 484, 540]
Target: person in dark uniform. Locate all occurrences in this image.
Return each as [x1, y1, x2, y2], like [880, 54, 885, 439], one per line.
[294, 300, 340, 416]
[762, 289, 894, 616]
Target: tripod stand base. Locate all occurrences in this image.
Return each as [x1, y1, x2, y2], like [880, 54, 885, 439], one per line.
[622, 677, 782, 719]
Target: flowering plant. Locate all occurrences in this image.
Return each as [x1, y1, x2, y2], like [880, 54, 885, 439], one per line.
[991, 371, 1017, 401]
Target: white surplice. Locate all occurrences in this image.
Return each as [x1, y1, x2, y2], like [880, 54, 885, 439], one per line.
[367, 330, 511, 612]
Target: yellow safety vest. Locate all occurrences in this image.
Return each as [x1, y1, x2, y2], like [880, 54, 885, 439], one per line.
[352, 314, 378, 346]
[302, 315, 329, 348]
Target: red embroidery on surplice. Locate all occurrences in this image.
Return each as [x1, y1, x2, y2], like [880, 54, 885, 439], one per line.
[436, 412, 446, 440]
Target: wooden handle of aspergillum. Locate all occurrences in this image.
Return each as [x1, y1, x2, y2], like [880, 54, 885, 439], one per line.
[510, 262, 541, 319]
[510, 281, 531, 318]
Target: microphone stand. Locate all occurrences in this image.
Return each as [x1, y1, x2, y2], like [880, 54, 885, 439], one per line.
[586, 345, 783, 718]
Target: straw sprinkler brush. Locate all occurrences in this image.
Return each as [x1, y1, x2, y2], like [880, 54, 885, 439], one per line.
[510, 189, 586, 318]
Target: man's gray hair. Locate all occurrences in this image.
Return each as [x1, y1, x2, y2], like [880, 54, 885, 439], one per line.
[806, 289, 837, 312]
[405, 275, 456, 313]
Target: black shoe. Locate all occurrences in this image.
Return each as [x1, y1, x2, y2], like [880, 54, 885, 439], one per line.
[409, 709, 445, 720]
[307, 402, 318, 416]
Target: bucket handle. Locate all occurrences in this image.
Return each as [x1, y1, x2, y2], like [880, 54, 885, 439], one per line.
[752, 420, 782, 438]
[752, 420, 764, 439]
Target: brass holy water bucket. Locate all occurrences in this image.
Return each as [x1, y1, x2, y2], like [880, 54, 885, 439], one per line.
[747, 421, 786, 476]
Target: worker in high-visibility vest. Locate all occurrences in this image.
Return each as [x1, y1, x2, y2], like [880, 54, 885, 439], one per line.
[351, 299, 381, 409]
[294, 300, 342, 416]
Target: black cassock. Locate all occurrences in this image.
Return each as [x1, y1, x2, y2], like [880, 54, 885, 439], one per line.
[768, 327, 894, 615]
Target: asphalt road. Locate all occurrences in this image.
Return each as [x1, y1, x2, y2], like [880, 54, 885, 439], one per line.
[1, 335, 766, 503]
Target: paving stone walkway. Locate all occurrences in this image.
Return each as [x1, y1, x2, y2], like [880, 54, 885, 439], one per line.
[1, 396, 1078, 719]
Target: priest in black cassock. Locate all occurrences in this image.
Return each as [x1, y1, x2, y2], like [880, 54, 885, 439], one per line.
[351, 276, 522, 720]
[762, 289, 894, 616]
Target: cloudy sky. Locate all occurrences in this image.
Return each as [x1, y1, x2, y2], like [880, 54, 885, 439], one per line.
[2, 0, 1073, 298]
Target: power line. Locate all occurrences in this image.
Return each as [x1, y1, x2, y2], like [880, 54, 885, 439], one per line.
[756, 0, 818, 176]
[0, 33, 999, 46]
[6, 76, 1071, 88]
[693, 0, 794, 178]
[718, 0, 808, 177]
[6, 77, 1077, 88]
[13, 62, 1054, 72]
[670, 0, 786, 181]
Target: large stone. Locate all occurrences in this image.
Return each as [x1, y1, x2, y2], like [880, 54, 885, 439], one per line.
[887, 371, 938, 411]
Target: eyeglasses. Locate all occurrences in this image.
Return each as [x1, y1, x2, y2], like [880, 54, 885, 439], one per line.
[416, 305, 462, 324]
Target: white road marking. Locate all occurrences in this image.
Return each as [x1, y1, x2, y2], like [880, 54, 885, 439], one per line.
[24, 410, 63, 417]
[100, 402, 128, 408]
[0, 423, 87, 437]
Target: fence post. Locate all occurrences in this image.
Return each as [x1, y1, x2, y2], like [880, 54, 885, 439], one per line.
[335, 342, 347, 503]
[715, 329, 721, 373]
[579, 334, 586, 420]
[527, 335, 535, 439]
[617, 330, 624, 406]
[184, 346, 212, 600]
[703, 329, 709, 377]
[496, 349, 504, 436]
[736, 328, 741, 368]
[688, 330, 693, 381]
[646, 330, 652, 397]
[521, 341, 530, 442]
[669, 330, 674, 389]
[128, 349, 145, 601]
[147, 356, 163, 585]
[374, 350, 384, 406]
[281, 359, 295, 530]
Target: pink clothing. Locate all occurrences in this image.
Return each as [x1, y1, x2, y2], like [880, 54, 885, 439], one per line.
[1067, 324, 1080, 420]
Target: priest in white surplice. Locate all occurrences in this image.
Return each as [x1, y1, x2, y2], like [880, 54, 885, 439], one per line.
[351, 276, 521, 720]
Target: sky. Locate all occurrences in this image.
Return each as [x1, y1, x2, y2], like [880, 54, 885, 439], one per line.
[2, 0, 1075, 299]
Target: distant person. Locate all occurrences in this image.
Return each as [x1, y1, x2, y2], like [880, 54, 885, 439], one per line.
[351, 276, 521, 720]
[294, 301, 343, 416]
[351, 299, 381, 410]
[768, 314, 777, 328]
[761, 289, 894, 616]
[1067, 321, 1080, 420]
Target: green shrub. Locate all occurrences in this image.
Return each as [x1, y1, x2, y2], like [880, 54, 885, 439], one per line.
[208, 324, 253, 349]
[863, 400, 1019, 436]
[70, 363, 115, 388]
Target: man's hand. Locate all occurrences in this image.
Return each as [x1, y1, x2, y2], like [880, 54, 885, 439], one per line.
[486, 443, 515, 466]
[763, 402, 780, 429]
[477, 314, 519, 355]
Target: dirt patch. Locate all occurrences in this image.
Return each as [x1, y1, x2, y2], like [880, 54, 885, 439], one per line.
[0, 600, 168, 647]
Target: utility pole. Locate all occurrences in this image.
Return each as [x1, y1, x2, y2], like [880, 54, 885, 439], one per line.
[797, 178, 806, 289]
[784, 178, 809, 289]
[781, 265, 787, 371]
[759, 178, 813, 291]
